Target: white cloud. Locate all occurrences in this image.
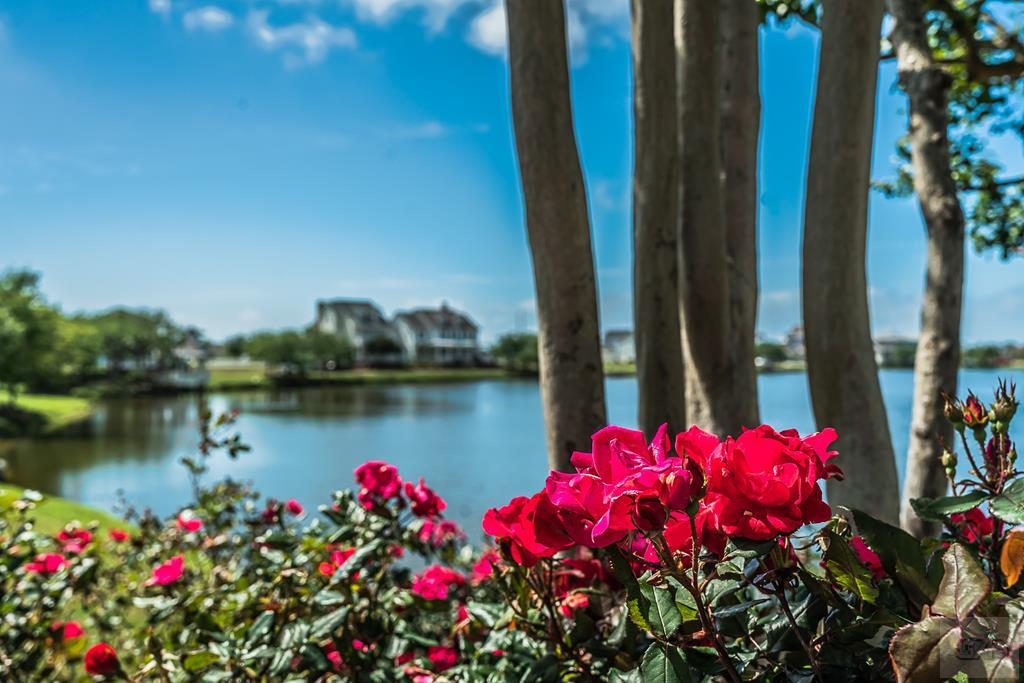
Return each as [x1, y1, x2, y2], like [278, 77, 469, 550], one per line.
[465, 0, 610, 62]
[148, 0, 172, 17]
[467, 1, 504, 55]
[389, 120, 447, 139]
[248, 10, 357, 67]
[346, 0, 471, 32]
[183, 6, 235, 32]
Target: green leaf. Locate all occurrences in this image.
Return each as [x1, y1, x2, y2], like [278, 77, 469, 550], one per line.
[931, 543, 990, 622]
[979, 648, 1017, 680]
[725, 538, 778, 559]
[822, 530, 879, 604]
[888, 617, 962, 683]
[990, 478, 1024, 525]
[639, 643, 692, 683]
[312, 589, 345, 606]
[637, 580, 682, 638]
[852, 508, 936, 604]
[310, 607, 348, 639]
[1003, 601, 1024, 652]
[910, 491, 988, 522]
[671, 581, 699, 623]
[183, 651, 220, 672]
[713, 599, 767, 619]
[245, 611, 275, 647]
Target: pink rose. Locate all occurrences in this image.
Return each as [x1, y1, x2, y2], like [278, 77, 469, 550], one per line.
[404, 479, 446, 518]
[25, 553, 69, 575]
[57, 528, 92, 554]
[849, 536, 884, 580]
[176, 511, 203, 533]
[146, 555, 184, 586]
[411, 565, 465, 601]
[354, 461, 403, 508]
[427, 645, 458, 672]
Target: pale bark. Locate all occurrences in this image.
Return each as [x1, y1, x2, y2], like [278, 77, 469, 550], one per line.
[888, 0, 966, 538]
[505, 1, 607, 471]
[719, 0, 762, 428]
[675, 0, 757, 437]
[632, 0, 685, 439]
[803, 0, 900, 523]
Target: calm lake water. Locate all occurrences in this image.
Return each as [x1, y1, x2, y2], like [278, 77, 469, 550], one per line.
[5, 368, 1024, 535]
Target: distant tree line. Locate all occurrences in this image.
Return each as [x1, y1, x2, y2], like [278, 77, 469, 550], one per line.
[0, 269, 190, 400]
[223, 329, 355, 375]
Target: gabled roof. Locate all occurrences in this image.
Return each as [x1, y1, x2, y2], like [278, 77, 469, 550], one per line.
[394, 304, 478, 333]
[604, 329, 634, 345]
[317, 298, 388, 323]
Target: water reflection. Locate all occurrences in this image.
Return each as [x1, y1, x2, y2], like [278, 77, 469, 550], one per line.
[5, 370, 1022, 533]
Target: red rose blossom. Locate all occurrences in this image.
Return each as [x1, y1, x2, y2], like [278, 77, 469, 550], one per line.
[418, 519, 464, 546]
[146, 555, 184, 586]
[427, 645, 458, 672]
[482, 492, 572, 566]
[52, 620, 85, 642]
[951, 508, 995, 547]
[354, 461, 403, 509]
[84, 642, 121, 676]
[285, 499, 304, 516]
[849, 536, 884, 580]
[176, 511, 203, 533]
[679, 425, 841, 540]
[25, 553, 69, 575]
[411, 565, 465, 600]
[109, 528, 130, 543]
[559, 591, 589, 617]
[57, 528, 92, 554]
[471, 548, 500, 584]
[404, 478, 446, 518]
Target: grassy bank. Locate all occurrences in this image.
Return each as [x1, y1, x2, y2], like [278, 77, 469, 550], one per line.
[0, 392, 95, 438]
[208, 366, 512, 390]
[0, 484, 123, 535]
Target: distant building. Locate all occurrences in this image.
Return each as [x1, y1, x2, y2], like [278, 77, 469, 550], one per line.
[173, 329, 211, 369]
[394, 303, 480, 366]
[784, 325, 805, 360]
[315, 299, 404, 366]
[874, 336, 917, 367]
[602, 329, 636, 365]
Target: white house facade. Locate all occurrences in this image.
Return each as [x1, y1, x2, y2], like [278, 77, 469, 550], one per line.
[393, 303, 479, 366]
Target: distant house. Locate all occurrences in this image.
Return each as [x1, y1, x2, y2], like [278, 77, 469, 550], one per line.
[394, 303, 480, 366]
[784, 325, 805, 360]
[602, 329, 635, 365]
[315, 299, 405, 367]
[874, 336, 917, 368]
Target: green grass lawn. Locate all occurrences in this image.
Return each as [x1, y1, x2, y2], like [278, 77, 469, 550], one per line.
[208, 366, 510, 390]
[0, 484, 124, 535]
[0, 391, 95, 437]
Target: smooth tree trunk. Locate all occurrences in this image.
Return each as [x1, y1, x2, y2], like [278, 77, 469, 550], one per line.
[888, 0, 966, 538]
[719, 0, 762, 428]
[632, 0, 686, 439]
[803, 0, 900, 524]
[675, 0, 757, 438]
[505, 1, 607, 471]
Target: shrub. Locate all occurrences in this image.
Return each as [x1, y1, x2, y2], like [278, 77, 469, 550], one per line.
[3, 384, 1024, 681]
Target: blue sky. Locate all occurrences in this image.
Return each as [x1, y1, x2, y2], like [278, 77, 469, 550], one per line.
[1, 1, 1022, 343]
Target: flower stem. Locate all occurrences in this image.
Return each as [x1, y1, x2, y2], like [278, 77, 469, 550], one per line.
[774, 578, 823, 683]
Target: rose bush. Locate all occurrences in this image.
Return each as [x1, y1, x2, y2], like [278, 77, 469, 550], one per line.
[4, 386, 1024, 681]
